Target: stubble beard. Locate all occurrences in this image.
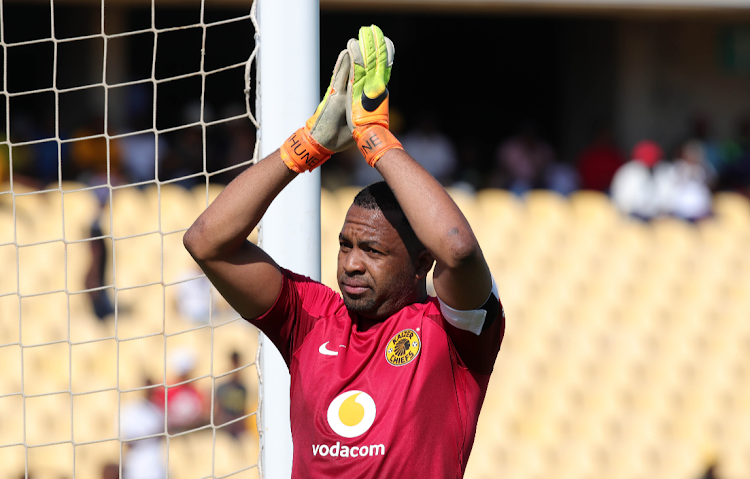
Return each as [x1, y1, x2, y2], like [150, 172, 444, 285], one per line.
[342, 295, 378, 316]
[340, 268, 416, 320]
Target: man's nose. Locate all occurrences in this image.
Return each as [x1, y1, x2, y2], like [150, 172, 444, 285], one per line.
[343, 248, 366, 274]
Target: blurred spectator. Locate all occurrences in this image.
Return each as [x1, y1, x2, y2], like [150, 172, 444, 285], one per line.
[176, 269, 214, 324]
[215, 351, 248, 439]
[689, 116, 722, 175]
[151, 348, 208, 434]
[210, 104, 256, 185]
[159, 102, 214, 188]
[100, 463, 119, 479]
[451, 137, 484, 193]
[611, 140, 671, 220]
[544, 162, 579, 196]
[400, 113, 457, 185]
[0, 137, 8, 184]
[120, 110, 167, 185]
[120, 380, 165, 479]
[664, 140, 713, 221]
[718, 117, 750, 192]
[86, 221, 114, 320]
[69, 118, 124, 186]
[576, 126, 625, 192]
[33, 117, 62, 185]
[697, 460, 718, 479]
[491, 121, 555, 195]
[6, 117, 45, 190]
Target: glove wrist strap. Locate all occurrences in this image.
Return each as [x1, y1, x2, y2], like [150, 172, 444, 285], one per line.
[353, 125, 403, 167]
[352, 93, 390, 129]
[280, 127, 333, 173]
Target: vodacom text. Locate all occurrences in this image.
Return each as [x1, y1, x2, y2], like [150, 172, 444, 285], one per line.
[312, 441, 385, 458]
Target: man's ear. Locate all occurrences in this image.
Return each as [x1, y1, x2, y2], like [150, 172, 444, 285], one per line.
[414, 249, 434, 280]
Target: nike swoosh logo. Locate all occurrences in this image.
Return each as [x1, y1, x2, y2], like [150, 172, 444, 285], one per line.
[361, 89, 388, 113]
[319, 341, 338, 356]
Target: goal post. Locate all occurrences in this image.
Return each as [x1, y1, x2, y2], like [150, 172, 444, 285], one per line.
[256, 0, 321, 477]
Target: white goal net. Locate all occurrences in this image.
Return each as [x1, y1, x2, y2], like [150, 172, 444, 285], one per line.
[0, 1, 265, 478]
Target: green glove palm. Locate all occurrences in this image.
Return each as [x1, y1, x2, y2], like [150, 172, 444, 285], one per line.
[346, 25, 395, 132]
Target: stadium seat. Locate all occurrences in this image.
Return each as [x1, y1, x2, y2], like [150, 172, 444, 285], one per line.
[10, 185, 750, 479]
[713, 192, 750, 229]
[158, 184, 200, 233]
[191, 182, 226, 213]
[524, 190, 571, 227]
[568, 190, 618, 226]
[445, 187, 480, 226]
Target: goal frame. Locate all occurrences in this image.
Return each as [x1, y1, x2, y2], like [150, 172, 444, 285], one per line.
[256, 1, 321, 477]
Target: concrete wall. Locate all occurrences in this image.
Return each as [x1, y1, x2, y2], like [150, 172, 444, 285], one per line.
[615, 19, 750, 156]
[557, 20, 618, 163]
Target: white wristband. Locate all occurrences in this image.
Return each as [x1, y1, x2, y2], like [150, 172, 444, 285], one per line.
[437, 276, 500, 336]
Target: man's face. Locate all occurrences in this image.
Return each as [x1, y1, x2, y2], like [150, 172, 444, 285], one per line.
[337, 205, 421, 320]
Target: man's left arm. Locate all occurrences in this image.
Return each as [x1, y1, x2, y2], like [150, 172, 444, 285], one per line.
[377, 151, 490, 306]
[346, 24, 501, 372]
[376, 149, 503, 373]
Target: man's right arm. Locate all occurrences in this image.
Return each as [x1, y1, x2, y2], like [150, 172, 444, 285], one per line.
[183, 149, 297, 320]
[184, 39, 361, 321]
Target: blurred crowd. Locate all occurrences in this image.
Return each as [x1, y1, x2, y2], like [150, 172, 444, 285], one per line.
[0, 99, 255, 198]
[325, 114, 750, 224]
[4, 99, 750, 227]
[118, 349, 251, 479]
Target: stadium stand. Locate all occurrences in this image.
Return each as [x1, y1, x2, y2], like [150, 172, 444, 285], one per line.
[1, 182, 749, 479]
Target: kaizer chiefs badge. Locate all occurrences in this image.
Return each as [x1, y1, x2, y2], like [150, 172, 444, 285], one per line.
[385, 329, 421, 367]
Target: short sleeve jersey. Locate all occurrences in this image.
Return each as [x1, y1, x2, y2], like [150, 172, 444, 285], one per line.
[246, 269, 505, 479]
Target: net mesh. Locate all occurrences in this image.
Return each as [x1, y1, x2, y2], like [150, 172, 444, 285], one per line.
[0, 1, 263, 478]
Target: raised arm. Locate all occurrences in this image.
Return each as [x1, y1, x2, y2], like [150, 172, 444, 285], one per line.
[344, 26, 491, 310]
[183, 150, 295, 320]
[184, 49, 354, 320]
[376, 149, 492, 310]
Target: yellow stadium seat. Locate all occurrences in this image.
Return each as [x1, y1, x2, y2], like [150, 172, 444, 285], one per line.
[523, 190, 570, 225]
[0, 445, 25, 479]
[9, 172, 750, 479]
[214, 430, 258, 477]
[191, 182, 225, 212]
[477, 188, 522, 220]
[27, 442, 74, 479]
[713, 192, 750, 230]
[445, 186, 479, 225]
[158, 184, 199, 233]
[106, 186, 158, 238]
[569, 190, 618, 228]
[650, 217, 698, 258]
[61, 185, 101, 242]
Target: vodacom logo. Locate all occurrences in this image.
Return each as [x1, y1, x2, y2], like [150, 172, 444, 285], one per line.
[326, 390, 376, 438]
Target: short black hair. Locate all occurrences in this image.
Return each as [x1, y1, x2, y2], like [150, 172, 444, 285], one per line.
[352, 182, 423, 254]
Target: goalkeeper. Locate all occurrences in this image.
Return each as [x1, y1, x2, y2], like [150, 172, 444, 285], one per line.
[184, 25, 504, 478]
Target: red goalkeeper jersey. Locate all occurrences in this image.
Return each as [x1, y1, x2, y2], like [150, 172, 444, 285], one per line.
[247, 269, 504, 479]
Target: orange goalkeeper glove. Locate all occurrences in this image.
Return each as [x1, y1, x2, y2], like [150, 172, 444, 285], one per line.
[346, 25, 403, 167]
[281, 50, 355, 173]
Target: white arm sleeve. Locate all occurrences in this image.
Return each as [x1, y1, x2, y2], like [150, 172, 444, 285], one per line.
[437, 275, 500, 336]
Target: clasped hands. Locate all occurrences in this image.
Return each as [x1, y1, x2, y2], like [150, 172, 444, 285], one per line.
[280, 25, 403, 173]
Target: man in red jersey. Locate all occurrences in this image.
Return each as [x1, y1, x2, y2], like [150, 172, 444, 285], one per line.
[183, 25, 504, 478]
